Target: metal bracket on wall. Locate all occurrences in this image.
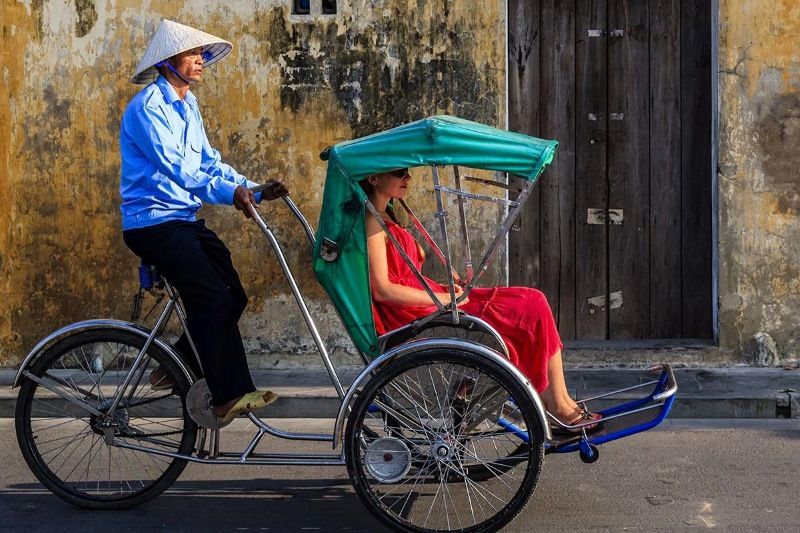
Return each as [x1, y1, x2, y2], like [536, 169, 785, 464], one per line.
[587, 208, 624, 225]
[775, 389, 799, 418]
[587, 291, 623, 314]
[586, 29, 623, 38]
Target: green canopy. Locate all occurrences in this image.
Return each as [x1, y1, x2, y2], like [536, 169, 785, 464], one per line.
[313, 115, 558, 358]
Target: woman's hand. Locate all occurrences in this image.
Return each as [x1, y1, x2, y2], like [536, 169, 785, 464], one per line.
[436, 286, 468, 306]
[454, 285, 469, 306]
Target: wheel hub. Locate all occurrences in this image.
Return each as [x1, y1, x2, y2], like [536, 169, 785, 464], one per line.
[431, 434, 456, 463]
[89, 399, 130, 436]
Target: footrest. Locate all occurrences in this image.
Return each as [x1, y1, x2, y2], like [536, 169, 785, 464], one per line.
[545, 365, 678, 454]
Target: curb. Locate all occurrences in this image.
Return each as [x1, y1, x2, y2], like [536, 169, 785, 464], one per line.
[2, 367, 798, 419]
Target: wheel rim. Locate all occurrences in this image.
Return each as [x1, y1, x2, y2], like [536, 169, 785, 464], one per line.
[21, 337, 191, 501]
[353, 360, 537, 531]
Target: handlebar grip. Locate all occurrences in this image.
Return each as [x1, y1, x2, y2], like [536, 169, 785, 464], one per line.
[250, 183, 270, 193]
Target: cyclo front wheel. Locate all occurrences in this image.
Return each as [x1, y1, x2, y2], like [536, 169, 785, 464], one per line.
[15, 328, 198, 509]
[344, 347, 544, 532]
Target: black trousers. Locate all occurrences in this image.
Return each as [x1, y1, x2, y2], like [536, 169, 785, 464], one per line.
[124, 219, 256, 406]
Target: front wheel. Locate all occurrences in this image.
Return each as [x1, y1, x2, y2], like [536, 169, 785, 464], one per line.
[344, 348, 544, 532]
[15, 328, 198, 509]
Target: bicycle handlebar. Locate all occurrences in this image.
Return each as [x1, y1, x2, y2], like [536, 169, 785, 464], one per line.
[247, 184, 316, 247]
[249, 183, 276, 194]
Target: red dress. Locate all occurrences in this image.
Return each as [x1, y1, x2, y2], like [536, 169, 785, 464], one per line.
[372, 221, 563, 392]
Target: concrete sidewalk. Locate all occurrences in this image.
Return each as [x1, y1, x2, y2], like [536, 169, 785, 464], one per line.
[1, 366, 798, 418]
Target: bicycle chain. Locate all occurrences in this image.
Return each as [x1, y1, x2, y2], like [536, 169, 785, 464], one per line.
[110, 393, 186, 438]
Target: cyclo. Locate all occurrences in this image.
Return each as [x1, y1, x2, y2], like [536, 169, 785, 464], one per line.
[13, 116, 677, 532]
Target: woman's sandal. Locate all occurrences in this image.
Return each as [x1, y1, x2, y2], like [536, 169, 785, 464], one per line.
[216, 390, 279, 425]
[550, 408, 603, 436]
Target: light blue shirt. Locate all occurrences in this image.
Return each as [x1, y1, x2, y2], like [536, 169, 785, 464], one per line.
[119, 75, 260, 230]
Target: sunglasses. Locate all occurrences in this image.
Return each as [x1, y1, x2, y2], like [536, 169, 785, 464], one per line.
[389, 168, 409, 178]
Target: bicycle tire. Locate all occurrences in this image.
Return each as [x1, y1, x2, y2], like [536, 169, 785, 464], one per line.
[345, 347, 544, 532]
[15, 328, 198, 509]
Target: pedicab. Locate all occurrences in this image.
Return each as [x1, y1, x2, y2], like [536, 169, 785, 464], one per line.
[13, 115, 677, 532]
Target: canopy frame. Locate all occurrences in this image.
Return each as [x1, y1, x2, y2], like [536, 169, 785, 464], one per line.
[312, 115, 557, 358]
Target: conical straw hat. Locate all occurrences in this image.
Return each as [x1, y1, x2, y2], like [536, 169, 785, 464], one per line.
[131, 19, 232, 84]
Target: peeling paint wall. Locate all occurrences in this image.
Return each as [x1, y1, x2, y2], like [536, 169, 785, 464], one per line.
[0, 0, 506, 366]
[718, 0, 800, 361]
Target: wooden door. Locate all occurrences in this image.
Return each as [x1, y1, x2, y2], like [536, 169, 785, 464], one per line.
[508, 0, 713, 341]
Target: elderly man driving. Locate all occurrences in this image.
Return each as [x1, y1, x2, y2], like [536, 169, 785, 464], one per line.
[119, 20, 286, 424]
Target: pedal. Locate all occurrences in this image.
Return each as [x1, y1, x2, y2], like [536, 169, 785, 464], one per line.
[187, 378, 232, 430]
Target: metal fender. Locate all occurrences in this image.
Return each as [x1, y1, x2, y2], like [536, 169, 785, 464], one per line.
[332, 337, 551, 449]
[378, 313, 511, 359]
[12, 319, 194, 388]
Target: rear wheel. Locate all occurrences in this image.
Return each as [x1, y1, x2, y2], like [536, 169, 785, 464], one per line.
[345, 348, 544, 532]
[15, 328, 197, 509]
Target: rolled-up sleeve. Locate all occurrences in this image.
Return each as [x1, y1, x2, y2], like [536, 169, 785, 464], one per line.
[126, 104, 239, 205]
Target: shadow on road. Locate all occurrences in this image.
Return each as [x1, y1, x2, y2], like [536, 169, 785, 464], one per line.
[1, 478, 387, 531]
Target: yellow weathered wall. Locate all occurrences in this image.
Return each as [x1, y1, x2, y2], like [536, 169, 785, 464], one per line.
[0, 0, 506, 365]
[718, 0, 800, 360]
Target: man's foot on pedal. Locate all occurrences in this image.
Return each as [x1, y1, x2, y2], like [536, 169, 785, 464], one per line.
[213, 390, 279, 425]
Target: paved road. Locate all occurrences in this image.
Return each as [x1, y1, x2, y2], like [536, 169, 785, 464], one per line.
[1, 418, 798, 532]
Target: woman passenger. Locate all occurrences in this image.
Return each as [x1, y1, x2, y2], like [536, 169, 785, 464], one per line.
[363, 168, 601, 431]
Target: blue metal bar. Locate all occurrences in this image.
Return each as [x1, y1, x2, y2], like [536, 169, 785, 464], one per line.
[497, 417, 531, 442]
[553, 395, 677, 454]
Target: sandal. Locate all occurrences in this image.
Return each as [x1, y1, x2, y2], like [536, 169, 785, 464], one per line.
[215, 390, 279, 425]
[550, 408, 603, 436]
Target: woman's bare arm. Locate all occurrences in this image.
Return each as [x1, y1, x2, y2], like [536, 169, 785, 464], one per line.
[366, 215, 463, 306]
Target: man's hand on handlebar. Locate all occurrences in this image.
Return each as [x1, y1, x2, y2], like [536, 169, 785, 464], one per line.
[260, 178, 290, 201]
[234, 179, 290, 218]
[233, 186, 257, 219]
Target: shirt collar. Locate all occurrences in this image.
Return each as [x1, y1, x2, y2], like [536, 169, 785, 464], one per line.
[155, 75, 197, 109]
